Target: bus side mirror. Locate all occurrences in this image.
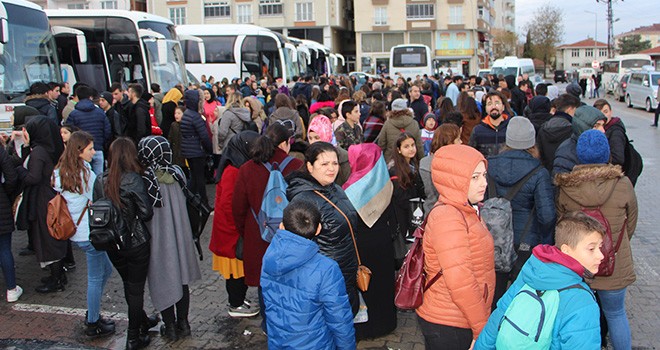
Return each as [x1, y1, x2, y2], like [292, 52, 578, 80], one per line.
[0, 18, 8, 55]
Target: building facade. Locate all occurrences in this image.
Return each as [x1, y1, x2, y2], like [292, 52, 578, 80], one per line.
[556, 39, 608, 71]
[354, 0, 494, 77]
[615, 23, 660, 50]
[148, 0, 354, 66]
[492, 0, 513, 33]
[31, 0, 143, 11]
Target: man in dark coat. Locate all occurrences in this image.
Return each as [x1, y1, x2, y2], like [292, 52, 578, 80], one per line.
[469, 91, 510, 158]
[504, 75, 526, 116]
[125, 83, 151, 144]
[24, 82, 58, 124]
[527, 96, 553, 134]
[536, 94, 581, 171]
[409, 85, 428, 124]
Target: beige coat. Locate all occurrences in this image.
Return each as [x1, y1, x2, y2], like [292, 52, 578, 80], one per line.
[555, 164, 638, 290]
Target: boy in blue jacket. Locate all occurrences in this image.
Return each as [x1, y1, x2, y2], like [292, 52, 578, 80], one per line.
[261, 201, 355, 350]
[476, 211, 604, 349]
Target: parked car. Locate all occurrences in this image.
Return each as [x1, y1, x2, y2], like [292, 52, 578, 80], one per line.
[477, 69, 491, 79]
[554, 70, 567, 83]
[625, 70, 660, 112]
[530, 74, 546, 86]
[613, 73, 631, 102]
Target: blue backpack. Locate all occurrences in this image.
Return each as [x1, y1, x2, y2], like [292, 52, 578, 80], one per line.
[251, 157, 294, 242]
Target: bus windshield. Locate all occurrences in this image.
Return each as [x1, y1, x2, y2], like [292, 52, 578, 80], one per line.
[491, 67, 517, 77]
[138, 21, 176, 40]
[0, 3, 60, 102]
[143, 39, 187, 91]
[621, 59, 652, 69]
[392, 47, 427, 67]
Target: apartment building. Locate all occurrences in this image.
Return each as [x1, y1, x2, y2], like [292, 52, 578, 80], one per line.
[492, 0, 513, 33]
[148, 0, 354, 61]
[615, 23, 660, 50]
[354, 0, 494, 76]
[555, 39, 608, 71]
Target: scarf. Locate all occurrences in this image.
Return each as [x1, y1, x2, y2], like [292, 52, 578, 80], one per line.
[137, 136, 186, 207]
[215, 130, 260, 182]
[343, 143, 393, 228]
[162, 88, 183, 105]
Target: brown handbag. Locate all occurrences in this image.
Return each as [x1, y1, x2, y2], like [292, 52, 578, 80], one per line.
[314, 190, 372, 292]
[47, 193, 88, 241]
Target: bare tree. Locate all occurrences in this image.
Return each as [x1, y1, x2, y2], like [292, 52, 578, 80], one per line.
[524, 4, 564, 75]
[492, 29, 519, 58]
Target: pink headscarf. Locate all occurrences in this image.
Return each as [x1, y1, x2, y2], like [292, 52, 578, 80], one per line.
[307, 115, 333, 143]
[343, 143, 383, 189]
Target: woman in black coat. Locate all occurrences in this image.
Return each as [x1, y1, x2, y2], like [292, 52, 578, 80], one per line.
[286, 142, 359, 315]
[0, 145, 21, 301]
[16, 116, 65, 293]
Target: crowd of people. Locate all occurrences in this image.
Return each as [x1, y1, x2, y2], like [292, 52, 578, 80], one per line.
[0, 69, 640, 350]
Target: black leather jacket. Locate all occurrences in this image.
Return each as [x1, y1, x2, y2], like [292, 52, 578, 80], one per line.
[93, 172, 153, 249]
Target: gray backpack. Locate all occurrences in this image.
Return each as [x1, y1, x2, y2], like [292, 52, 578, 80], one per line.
[481, 166, 542, 273]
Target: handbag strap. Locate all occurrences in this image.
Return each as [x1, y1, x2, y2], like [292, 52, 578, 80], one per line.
[613, 216, 628, 254]
[313, 190, 362, 266]
[76, 204, 89, 226]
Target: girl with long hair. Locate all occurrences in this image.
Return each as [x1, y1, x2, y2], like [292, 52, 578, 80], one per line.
[94, 138, 157, 350]
[457, 92, 482, 144]
[54, 131, 115, 337]
[202, 88, 221, 125]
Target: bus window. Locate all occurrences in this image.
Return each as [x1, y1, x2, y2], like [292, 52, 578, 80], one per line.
[182, 40, 201, 64]
[205, 36, 235, 63]
[107, 17, 138, 41]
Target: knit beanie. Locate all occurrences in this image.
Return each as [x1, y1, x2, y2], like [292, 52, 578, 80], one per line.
[577, 129, 610, 164]
[391, 98, 408, 111]
[566, 83, 582, 99]
[308, 115, 333, 143]
[423, 112, 436, 127]
[505, 117, 536, 150]
[100, 91, 113, 104]
[572, 105, 607, 136]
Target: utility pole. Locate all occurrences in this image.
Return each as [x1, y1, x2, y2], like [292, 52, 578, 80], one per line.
[598, 0, 620, 58]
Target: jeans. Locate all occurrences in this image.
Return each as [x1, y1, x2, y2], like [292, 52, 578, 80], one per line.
[596, 288, 631, 350]
[107, 242, 150, 330]
[74, 241, 113, 323]
[90, 150, 104, 176]
[0, 233, 16, 290]
[417, 315, 473, 350]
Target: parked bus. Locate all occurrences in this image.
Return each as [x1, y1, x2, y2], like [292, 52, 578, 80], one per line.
[298, 39, 334, 77]
[601, 54, 653, 93]
[177, 24, 299, 84]
[47, 9, 188, 94]
[0, 0, 61, 131]
[389, 44, 433, 80]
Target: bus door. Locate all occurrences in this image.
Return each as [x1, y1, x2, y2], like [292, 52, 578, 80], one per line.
[241, 35, 281, 82]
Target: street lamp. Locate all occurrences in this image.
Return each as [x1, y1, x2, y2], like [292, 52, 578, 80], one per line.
[585, 10, 598, 44]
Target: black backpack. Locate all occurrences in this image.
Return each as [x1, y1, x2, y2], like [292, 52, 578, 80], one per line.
[623, 135, 643, 186]
[88, 198, 123, 251]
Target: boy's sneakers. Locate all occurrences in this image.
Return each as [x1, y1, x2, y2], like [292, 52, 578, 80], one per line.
[6, 286, 23, 303]
[228, 301, 260, 318]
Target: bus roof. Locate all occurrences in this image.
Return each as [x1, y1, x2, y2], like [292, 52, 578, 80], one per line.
[391, 44, 430, 49]
[178, 24, 277, 37]
[45, 9, 173, 25]
[297, 38, 330, 53]
[2, 0, 44, 11]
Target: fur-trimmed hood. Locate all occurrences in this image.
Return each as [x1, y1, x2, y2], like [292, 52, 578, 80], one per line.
[554, 164, 624, 207]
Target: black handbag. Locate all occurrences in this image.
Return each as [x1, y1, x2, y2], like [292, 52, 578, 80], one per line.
[182, 186, 212, 260]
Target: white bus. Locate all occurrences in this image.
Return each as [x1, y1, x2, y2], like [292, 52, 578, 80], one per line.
[177, 24, 299, 84]
[389, 44, 433, 80]
[491, 56, 535, 78]
[47, 10, 188, 94]
[0, 0, 61, 130]
[601, 54, 653, 93]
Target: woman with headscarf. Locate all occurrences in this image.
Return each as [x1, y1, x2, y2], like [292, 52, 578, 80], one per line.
[160, 87, 183, 138]
[307, 115, 351, 186]
[202, 88, 221, 125]
[210, 131, 261, 319]
[342, 143, 397, 339]
[16, 116, 66, 293]
[137, 136, 201, 342]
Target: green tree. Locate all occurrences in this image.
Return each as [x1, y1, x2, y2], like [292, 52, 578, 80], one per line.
[523, 30, 533, 58]
[618, 34, 652, 54]
[524, 4, 564, 75]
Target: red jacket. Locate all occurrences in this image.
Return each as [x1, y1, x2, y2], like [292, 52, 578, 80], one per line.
[232, 148, 303, 286]
[209, 165, 240, 258]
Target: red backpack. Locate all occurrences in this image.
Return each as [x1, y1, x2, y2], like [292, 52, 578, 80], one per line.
[581, 207, 627, 277]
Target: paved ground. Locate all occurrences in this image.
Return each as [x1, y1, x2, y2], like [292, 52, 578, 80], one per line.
[0, 90, 658, 349]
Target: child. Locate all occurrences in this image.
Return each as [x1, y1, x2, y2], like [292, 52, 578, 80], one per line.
[168, 106, 187, 175]
[260, 201, 355, 350]
[475, 211, 604, 349]
[420, 112, 436, 156]
[60, 125, 78, 147]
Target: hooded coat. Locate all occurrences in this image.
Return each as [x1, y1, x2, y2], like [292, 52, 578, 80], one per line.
[552, 106, 607, 176]
[125, 98, 151, 144]
[66, 99, 112, 151]
[180, 90, 212, 159]
[417, 145, 495, 340]
[554, 164, 638, 291]
[487, 150, 556, 246]
[537, 111, 573, 171]
[377, 109, 424, 162]
[527, 96, 553, 133]
[268, 106, 303, 141]
[25, 95, 57, 123]
[604, 117, 626, 167]
[286, 171, 360, 315]
[504, 75, 527, 116]
[261, 229, 355, 350]
[475, 245, 601, 349]
[218, 106, 252, 151]
[468, 115, 509, 158]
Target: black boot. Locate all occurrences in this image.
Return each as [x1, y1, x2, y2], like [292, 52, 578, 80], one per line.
[125, 329, 142, 350]
[140, 312, 160, 333]
[41, 273, 67, 285]
[160, 322, 178, 342]
[85, 319, 115, 338]
[36, 261, 65, 293]
[176, 318, 191, 338]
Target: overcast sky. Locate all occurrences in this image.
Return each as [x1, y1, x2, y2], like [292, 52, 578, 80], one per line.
[515, 0, 658, 45]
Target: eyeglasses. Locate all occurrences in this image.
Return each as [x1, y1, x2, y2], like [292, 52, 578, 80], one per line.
[485, 101, 503, 107]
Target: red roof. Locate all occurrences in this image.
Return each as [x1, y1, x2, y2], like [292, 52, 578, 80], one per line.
[620, 23, 660, 36]
[639, 46, 660, 55]
[557, 39, 608, 48]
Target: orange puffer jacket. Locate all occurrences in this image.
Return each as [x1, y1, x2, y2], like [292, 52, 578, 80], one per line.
[416, 144, 495, 340]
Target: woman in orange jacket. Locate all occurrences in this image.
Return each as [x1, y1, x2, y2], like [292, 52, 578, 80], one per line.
[416, 144, 495, 350]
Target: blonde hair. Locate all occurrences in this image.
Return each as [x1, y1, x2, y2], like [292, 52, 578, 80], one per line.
[555, 211, 605, 249]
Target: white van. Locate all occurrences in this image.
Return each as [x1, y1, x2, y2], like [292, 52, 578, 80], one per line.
[491, 57, 535, 78]
[625, 70, 660, 112]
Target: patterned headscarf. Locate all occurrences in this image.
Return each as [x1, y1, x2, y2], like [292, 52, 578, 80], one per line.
[308, 115, 333, 143]
[137, 136, 187, 207]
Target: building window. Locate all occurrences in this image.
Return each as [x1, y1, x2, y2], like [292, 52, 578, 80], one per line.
[361, 32, 404, 53]
[409, 32, 433, 49]
[585, 49, 594, 57]
[449, 6, 463, 25]
[204, 2, 230, 18]
[406, 4, 434, 20]
[169, 7, 186, 25]
[259, 0, 282, 16]
[374, 7, 387, 25]
[237, 4, 252, 23]
[571, 49, 580, 57]
[295, 2, 313, 22]
[67, 3, 89, 9]
[599, 48, 607, 57]
[101, 1, 117, 9]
